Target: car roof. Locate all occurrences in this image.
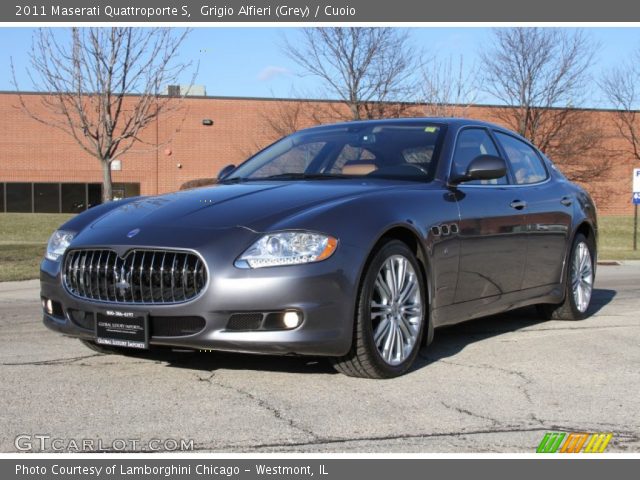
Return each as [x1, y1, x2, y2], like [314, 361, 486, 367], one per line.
[300, 117, 502, 132]
[298, 117, 535, 148]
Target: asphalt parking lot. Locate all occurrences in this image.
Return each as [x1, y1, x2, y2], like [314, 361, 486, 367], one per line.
[0, 264, 638, 453]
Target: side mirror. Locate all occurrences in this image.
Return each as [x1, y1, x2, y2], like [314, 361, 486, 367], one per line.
[450, 155, 507, 185]
[217, 164, 236, 181]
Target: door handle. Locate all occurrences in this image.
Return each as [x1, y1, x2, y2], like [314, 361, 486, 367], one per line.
[560, 196, 573, 207]
[510, 200, 527, 210]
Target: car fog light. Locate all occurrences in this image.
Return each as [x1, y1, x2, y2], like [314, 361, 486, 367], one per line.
[45, 299, 53, 315]
[283, 311, 301, 329]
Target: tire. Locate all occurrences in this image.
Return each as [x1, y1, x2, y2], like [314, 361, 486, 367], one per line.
[332, 240, 427, 379]
[538, 233, 595, 321]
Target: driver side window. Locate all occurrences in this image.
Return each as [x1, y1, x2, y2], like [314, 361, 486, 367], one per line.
[452, 128, 507, 185]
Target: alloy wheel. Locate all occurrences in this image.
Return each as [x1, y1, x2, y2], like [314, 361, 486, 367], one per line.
[370, 255, 423, 365]
[571, 241, 593, 313]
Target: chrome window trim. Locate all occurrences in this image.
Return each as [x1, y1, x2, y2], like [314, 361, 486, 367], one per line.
[447, 125, 553, 188]
[455, 176, 552, 189]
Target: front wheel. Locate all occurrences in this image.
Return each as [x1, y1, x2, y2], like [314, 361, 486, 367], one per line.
[538, 233, 595, 320]
[332, 240, 427, 379]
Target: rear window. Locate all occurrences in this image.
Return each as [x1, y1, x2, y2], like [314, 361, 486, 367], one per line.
[494, 132, 548, 185]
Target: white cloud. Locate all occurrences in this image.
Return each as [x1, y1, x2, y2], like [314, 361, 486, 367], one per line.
[257, 65, 291, 82]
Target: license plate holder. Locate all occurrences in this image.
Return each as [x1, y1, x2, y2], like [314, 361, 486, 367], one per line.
[95, 310, 149, 350]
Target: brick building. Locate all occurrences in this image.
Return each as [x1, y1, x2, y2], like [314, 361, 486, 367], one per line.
[0, 91, 635, 216]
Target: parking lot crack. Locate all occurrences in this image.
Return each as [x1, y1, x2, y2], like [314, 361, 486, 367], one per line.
[189, 426, 555, 452]
[195, 373, 318, 441]
[439, 400, 503, 426]
[196, 372, 216, 383]
[0, 353, 101, 366]
[436, 359, 535, 405]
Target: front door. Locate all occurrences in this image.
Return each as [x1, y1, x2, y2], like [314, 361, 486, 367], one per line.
[449, 128, 529, 303]
[492, 131, 571, 290]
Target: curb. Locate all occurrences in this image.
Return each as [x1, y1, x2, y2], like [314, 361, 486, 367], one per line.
[598, 260, 640, 266]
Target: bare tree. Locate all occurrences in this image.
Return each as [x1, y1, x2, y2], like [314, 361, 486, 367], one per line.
[421, 55, 480, 117]
[283, 28, 421, 121]
[600, 54, 640, 162]
[236, 99, 309, 160]
[260, 98, 308, 140]
[233, 88, 310, 161]
[479, 28, 611, 187]
[12, 28, 193, 201]
[481, 28, 593, 142]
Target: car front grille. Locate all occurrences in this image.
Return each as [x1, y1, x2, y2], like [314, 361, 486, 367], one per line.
[63, 249, 207, 304]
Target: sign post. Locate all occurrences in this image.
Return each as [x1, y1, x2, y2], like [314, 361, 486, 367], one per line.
[633, 168, 640, 251]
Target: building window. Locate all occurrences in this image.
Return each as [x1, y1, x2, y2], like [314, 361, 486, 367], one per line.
[88, 183, 102, 208]
[0, 182, 140, 213]
[113, 183, 140, 200]
[61, 183, 87, 213]
[6, 183, 32, 212]
[34, 183, 60, 213]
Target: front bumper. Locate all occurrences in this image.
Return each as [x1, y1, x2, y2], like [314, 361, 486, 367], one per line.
[40, 240, 363, 357]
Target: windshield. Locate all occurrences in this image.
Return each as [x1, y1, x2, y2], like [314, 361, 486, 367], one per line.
[224, 122, 446, 183]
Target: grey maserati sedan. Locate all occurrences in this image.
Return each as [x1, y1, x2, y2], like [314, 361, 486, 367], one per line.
[41, 118, 597, 378]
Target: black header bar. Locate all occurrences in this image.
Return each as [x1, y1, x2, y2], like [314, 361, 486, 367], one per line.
[4, 0, 640, 23]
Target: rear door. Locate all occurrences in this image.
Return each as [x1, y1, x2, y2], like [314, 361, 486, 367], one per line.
[493, 131, 571, 289]
[451, 127, 529, 303]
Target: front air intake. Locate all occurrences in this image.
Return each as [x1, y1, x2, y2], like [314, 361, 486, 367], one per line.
[226, 313, 264, 331]
[63, 249, 207, 304]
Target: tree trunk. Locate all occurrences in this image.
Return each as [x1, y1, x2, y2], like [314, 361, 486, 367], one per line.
[349, 101, 360, 121]
[101, 159, 113, 203]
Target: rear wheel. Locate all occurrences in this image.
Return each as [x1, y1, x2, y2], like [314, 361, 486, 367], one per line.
[538, 233, 595, 320]
[332, 240, 427, 379]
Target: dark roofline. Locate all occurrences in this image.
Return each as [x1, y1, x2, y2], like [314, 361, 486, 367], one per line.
[0, 89, 633, 114]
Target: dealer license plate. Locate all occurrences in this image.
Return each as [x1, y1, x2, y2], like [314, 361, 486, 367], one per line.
[95, 310, 149, 349]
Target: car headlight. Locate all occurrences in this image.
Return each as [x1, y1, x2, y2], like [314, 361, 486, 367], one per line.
[45, 230, 75, 261]
[236, 231, 338, 268]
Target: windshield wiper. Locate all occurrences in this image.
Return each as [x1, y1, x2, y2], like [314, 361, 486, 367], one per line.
[257, 173, 351, 181]
[218, 176, 246, 184]
[220, 173, 352, 183]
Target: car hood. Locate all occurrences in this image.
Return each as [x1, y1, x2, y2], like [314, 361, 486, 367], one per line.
[89, 180, 398, 232]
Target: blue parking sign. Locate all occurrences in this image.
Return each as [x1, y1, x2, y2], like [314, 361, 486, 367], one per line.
[635, 192, 640, 205]
[634, 169, 640, 204]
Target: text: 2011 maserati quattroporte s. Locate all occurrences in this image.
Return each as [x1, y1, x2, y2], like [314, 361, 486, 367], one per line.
[41, 118, 597, 378]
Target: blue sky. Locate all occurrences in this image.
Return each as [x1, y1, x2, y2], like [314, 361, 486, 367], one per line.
[1, 27, 639, 108]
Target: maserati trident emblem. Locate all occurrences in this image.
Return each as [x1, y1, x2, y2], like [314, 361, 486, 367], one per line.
[115, 262, 131, 298]
[116, 278, 131, 298]
[127, 228, 141, 238]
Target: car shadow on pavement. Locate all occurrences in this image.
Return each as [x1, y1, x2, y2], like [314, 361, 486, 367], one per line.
[587, 288, 617, 315]
[119, 288, 616, 377]
[125, 347, 337, 375]
[414, 288, 617, 371]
